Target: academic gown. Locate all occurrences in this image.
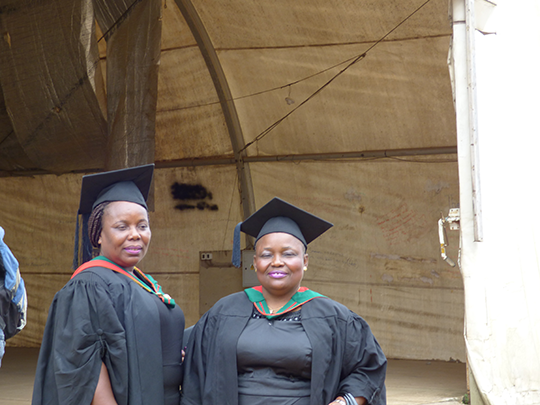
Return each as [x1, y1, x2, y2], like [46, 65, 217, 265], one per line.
[180, 291, 387, 405]
[32, 265, 184, 405]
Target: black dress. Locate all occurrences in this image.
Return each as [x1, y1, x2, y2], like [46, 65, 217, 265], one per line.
[32, 264, 184, 405]
[146, 274, 185, 405]
[237, 308, 311, 405]
[181, 291, 386, 405]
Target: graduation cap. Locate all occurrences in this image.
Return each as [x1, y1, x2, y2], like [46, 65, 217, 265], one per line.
[73, 164, 154, 268]
[232, 197, 333, 267]
[78, 164, 154, 215]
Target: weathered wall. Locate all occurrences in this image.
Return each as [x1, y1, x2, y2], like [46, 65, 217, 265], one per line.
[1, 158, 464, 361]
[249, 158, 464, 361]
[0, 166, 239, 346]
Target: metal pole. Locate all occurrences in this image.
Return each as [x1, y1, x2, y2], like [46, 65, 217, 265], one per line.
[465, 0, 484, 242]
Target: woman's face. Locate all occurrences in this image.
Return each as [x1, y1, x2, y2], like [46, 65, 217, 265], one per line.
[98, 201, 151, 272]
[254, 232, 308, 300]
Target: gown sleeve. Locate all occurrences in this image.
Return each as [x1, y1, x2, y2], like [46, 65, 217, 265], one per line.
[180, 293, 251, 405]
[338, 312, 387, 405]
[32, 272, 128, 405]
[180, 311, 211, 405]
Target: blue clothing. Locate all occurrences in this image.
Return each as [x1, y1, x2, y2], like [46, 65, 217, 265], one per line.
[0, 226, 27, 368]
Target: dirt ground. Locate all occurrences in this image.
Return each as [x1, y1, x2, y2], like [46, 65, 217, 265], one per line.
[0, 348, 467, 405]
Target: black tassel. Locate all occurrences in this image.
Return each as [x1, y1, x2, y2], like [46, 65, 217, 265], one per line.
[232, 222, 242, 268]
[72, 213, 92, 269]
[72, 215, 81, 270]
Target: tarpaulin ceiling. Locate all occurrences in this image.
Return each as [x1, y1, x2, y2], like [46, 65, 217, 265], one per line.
[0, 0, 464, 364]
[0, 0, 456, 174]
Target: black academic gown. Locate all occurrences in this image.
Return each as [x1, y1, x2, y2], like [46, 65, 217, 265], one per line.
[32, 266, 183, 405]
[180, 291, 387, 405]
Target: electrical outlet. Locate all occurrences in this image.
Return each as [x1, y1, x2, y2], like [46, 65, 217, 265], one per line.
[200, 252, 213, 261]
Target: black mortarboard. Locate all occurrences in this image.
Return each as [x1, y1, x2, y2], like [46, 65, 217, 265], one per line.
[232, 197, 333, 267]
[77, 164, 154, 215]
[73, 164, 154, 268]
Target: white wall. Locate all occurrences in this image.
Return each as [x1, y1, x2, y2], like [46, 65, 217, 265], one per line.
[453, 0, 540, 403]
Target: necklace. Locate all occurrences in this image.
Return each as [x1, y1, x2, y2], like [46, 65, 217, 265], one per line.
[267, 304, 285, 314]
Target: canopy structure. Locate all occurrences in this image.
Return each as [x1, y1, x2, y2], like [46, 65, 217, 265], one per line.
[2, 0, 537, 403]
[451, 0, 540, 403]
[0, 0, 462, 359]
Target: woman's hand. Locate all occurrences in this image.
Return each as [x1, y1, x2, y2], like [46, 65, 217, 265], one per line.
[329, 396, 366, 405]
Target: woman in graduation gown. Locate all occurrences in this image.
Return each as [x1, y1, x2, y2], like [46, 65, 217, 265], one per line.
[32, 164, 185, 405]
[181, 198, 387, 405]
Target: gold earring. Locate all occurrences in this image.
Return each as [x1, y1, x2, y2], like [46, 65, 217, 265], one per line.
[252, 264, 257, 272]
[303, 266, 307, 271]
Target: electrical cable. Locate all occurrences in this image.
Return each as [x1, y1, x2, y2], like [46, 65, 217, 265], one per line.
[96, 0, 143, 43]
[238, 0, 435, 153]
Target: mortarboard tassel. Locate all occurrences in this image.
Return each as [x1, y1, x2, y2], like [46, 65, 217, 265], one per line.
[232, 222, 242, 268]
[72, 213, 93, 269]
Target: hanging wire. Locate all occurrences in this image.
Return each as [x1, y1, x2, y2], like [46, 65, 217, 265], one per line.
[157, 54, 360, 114]
[0, 130, 14, 147]
[277, 155, 457, 165]
[238, 0, 435, 154]
[96, 0, 143, 43]
[386, 156, 458, 164]
[158, 0, 436, 117]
